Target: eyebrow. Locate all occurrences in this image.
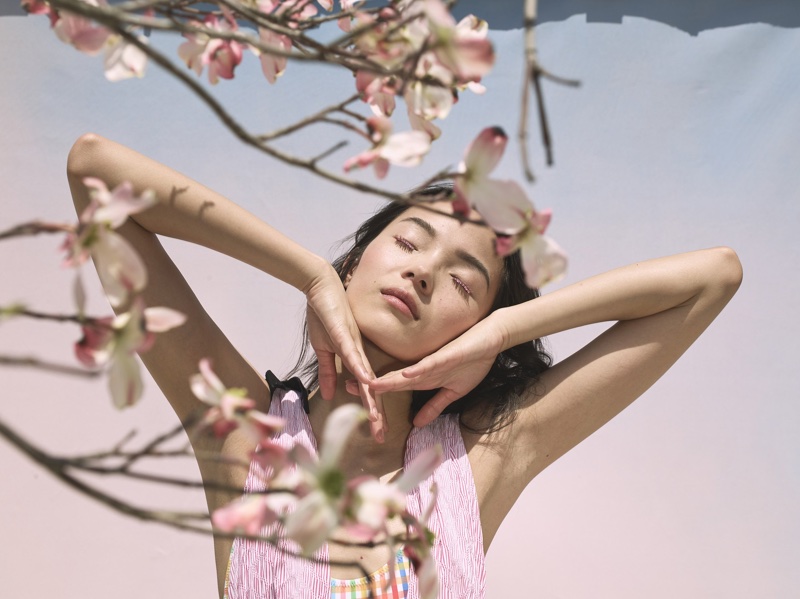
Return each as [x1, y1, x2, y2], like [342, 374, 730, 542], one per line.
[401, 216, 492, 289]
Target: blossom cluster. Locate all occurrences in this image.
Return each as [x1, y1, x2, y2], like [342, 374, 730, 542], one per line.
[62, 177, 186, 407]
[21, 0, 491, 172]
[454, 127, 568, 288]
[22, 0, 568, 287]
[47, 178, 442, 592]
[194, 360, 442, 596]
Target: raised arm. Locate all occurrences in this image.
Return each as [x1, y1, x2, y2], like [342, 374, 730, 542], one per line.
[500, 247, 742, 469]
[66, 134, 377, 429]
[372, 248, 742, 469]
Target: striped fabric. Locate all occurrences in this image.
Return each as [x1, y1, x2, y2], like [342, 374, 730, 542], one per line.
[224, 378, 486, 598]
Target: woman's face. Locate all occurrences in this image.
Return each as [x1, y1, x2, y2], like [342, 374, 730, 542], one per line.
[346, 203, 503, 364]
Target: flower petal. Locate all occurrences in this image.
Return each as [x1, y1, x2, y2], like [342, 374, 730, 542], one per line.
[462, 126, 506, 179]
[378, 131, 431, 167]
[318, 404, 366, 470]
[91, 228, 147, 307]
[212, 495, 276, 535]
[284, 490, 338, 555]
[519, 234, 568, 289]
[108, 353, 143, 408]
[396, 444, 442, 493]
[104, 36, 148, 82]
[463, 178, 531, 235]
[143, 306, 186, 332]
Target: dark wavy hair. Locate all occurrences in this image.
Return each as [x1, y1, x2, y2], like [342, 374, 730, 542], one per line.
[288, 182, 552, 434]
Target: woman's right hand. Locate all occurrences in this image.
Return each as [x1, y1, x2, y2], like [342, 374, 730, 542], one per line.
[304, 264, 386, 442]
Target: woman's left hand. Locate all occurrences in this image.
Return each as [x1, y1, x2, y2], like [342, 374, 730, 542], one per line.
[368, 314, 507, 427]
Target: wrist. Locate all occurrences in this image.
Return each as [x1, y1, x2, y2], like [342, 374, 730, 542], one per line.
[299, 257, 339, 297]
[486, 308, 515, 354]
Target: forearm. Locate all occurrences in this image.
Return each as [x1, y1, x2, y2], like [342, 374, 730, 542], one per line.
[66, 133, 328, 293]
[496, 247, 743, 350]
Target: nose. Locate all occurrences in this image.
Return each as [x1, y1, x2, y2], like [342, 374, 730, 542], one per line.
[402, 268, 431, 294]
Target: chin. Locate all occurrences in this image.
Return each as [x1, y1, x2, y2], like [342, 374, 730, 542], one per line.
[361, 330, 431, 369]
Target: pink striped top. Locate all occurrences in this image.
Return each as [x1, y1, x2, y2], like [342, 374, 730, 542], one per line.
[224, 379, 486, 598]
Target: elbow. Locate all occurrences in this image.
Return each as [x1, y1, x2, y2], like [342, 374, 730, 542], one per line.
[708, 246, 743, 299]
[66, 133, 106, 179]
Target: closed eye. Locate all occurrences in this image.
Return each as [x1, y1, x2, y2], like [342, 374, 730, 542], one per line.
[452, 275, 472, 298]
[394, 236, 416, 253]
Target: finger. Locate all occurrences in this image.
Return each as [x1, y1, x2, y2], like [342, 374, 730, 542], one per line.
[316, 349, 337, 401]
[401, 346, 455, 379]
[370, 415, 386, 444]
[365, 383, 386, 444]
[334, 331, 374, 385]
[361, 380, 389, 443]
[412, 388, 463, 428]
[370, 369, 417, 393]
[356, 379, 379, 423]
[344, 379, 360, 396]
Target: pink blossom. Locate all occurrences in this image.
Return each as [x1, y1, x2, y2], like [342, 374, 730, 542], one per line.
[403, 481, 440, 599]
[344, 116, 431, 179]
[355, 70, 396, 117]
[81, 177, 156, 229]
[255, 28, 291, 84]
[259, 0, 318, 25]
[344, 444, 441, 541]
[104, 35, 148, 82]
[284, 489, 338, 555]
[506, 228, 568, 289]
[74, 299, 186, 408]
[74, 316, 114, 368]
[51, 0, 111, 55]
[282, 404, 366, 554]
[416, 553, 440, 599]
[21, 0, 51, 16]
[408, 107, 442, 141]
[422, 1, 494, 82]
[191, 358, 285, 442]
[177, 15, 244, 84]
[212, 495, 278, 536]
[62, 178, 155, 305]
[251, 439, 290, 472]
[452, 126, 525, 219]
[91, 227, 148, 307]
[454, 127, 568, 287]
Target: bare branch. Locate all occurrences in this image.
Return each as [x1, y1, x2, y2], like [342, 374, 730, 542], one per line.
[0, 355, 100, 378]
[0, 220, 74, 242]
[519, 0, 580, 181]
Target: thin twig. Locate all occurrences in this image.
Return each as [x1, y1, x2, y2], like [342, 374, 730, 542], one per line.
[519, 0, 580, 180]
[0, 355, 100, 378]
[257, 94, 362, 142]
[0, 220, 74, 242]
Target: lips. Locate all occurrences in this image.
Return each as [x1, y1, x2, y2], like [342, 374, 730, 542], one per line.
[381, 287, 419, 320]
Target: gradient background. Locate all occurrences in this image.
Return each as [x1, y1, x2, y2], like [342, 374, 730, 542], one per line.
[1, 1, 798, 597]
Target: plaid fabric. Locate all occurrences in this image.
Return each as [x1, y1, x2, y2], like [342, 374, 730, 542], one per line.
[330, 549, 411, 599]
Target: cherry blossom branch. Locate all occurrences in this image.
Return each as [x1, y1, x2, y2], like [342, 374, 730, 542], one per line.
[0, 414, 211, 532]
[257, 93, 364, 142]
[91, 24, 417, 204]
[0, 413, 405, 581]
[34, 0, 491, 209]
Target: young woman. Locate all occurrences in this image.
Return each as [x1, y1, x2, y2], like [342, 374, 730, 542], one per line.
[67, 133, 742, 598]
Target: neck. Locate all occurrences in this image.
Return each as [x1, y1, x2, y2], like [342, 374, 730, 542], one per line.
[307, 341, 415, 476]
